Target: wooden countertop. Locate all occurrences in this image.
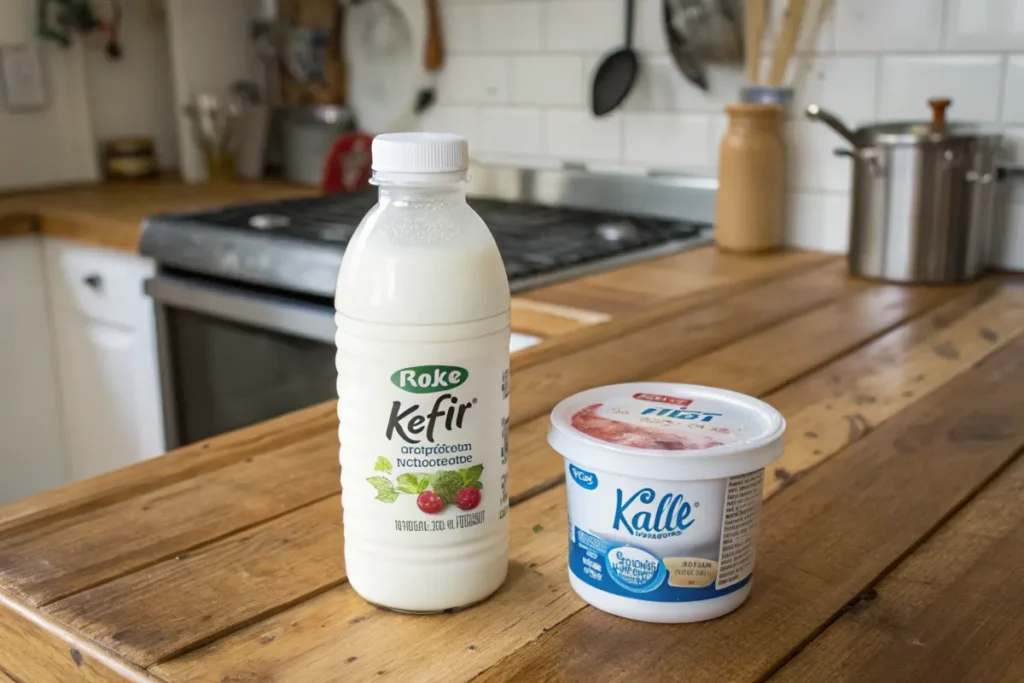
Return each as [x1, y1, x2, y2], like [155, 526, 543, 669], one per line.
[0, 180, 316, 252]
[4, 242, 1024, 681]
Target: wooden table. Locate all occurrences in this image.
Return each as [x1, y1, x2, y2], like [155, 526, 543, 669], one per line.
[2, 252, 1023, 683]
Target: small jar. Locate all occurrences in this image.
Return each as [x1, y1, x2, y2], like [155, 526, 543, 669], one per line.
[715, 104, 785, 252]
[103, 138, 158, 180]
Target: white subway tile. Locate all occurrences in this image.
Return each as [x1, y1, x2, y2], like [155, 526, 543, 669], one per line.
[821, 192, 852, 253]
[793, 56, 879, 126]
[627, 56, 745, 113]
[946, 0, 1024, 51]
[478, 107, 544, 155]
[1001, 57, 1024, 122]
[442, 3, 479, 53]
[545, 0, 621, 52]
[834, 0, 943, 52]
[545, 109, 622, 161]
[786, 120, 854, 192]
[634, 0, 665, 52]
[511, 56, 585, 106]
[622, 112, 710, 168]
[437, 56, 509, 104]
[785, 191, 849, 253]
[478, 2, 543, 52]
[878, 56, 1003, 121]
[784, 192, 828, 251]
[992, 205, 1024, 270]
[417, 106, 479, 152]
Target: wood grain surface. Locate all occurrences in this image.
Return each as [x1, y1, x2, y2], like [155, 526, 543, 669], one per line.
[477, 333, 1024, 683]
[771, 454, 1024, 683]
[1, 249, 1022, 682]
[0, 180, 316, 251]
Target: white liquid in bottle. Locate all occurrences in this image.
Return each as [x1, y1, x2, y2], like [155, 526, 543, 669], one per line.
[335, 133, 511, 612]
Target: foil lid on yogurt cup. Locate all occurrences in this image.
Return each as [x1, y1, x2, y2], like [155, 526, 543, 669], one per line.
[548, 383, 785, 480]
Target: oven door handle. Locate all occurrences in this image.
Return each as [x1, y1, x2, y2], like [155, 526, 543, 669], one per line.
[144, 274, 336, 344]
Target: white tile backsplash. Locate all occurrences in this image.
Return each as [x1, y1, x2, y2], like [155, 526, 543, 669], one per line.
[623, 112, 710, 168]
[544, 0, 620, 52]
[443, 3, 479, 53]
[511, 56, 585, 105]
[479, 2, 543, 53]
[879, 55, 1003, 121]
[792, 57, 880, 126]
[835, 0, 945, 53]
[1001, 56, 1024, 121]
[545, 109, 622, 161]
[427, 0, 1024, 269]
[439, 56, 510, 104]
[478, 107, 544, 155]
[786, 121, 854, 192]
[946, 0, 1024, 51]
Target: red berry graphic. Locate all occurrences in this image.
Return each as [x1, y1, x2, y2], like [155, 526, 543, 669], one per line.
[417, 491, 445, 514]
[455, 486, 481, 511]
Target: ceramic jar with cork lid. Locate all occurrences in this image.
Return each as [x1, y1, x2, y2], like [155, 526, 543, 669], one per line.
[714, 103, 785, 253]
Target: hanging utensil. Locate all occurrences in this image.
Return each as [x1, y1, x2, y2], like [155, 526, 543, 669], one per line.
[767, 0, 809, 86]
[663, 0, 708, 91]
[416, 0, 444, 113]
[744, 0, 765, 84]
[591, 0, 640, 116]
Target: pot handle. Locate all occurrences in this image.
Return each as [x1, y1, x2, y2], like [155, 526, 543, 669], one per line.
[833, 147, 886, 177]
[807, 104, 860, 149]
[997, 166, 1024, 182]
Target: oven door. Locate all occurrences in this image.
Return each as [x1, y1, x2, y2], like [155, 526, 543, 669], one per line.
[145, 273, 337, 449]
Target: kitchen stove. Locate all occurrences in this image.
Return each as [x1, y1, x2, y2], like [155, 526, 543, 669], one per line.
[139, 165, 717, 448]
[141, 183, 712, 298]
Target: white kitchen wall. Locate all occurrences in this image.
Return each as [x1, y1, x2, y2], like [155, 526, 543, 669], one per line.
[0, 1, 97, 190]
[422, 0, 1024, 269]
[84, 0, 179, 169]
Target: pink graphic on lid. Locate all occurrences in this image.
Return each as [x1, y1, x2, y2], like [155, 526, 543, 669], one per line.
[570, 403, 726, 451]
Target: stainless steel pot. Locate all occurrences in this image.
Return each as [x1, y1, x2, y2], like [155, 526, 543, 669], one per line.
[806, 101, 1006, 284]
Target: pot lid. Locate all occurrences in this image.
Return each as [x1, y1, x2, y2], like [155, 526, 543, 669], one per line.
[809, 98, 1004, 146]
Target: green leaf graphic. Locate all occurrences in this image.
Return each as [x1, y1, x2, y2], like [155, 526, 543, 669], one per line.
[367, 476, 398, 503]
[376, 488, 399, 503]
[459, 464, 484, 487]
[374, 457, 392, 474]
[396, 473, 424, 495]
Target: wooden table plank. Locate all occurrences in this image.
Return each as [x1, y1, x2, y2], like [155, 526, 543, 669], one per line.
[505, 283, 986, 515]
[144, 302, 1024, 682]
[770, 454, 1024, 683]
[766, 287, 1024, 496]
[522, 248, 833, 313]
[473, 332, 1024, 683]
[0, 402, 336, 537]
[0, 431, 341, 607]
[654, 283, 964, 392]
[510, 260, 856, 426]
[0, 590, 156, 683]
[36, 282, 995, 674]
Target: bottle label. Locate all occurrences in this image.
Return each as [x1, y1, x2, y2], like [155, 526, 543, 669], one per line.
[566, 463, 764, 602]
[339, 349, 509, 539]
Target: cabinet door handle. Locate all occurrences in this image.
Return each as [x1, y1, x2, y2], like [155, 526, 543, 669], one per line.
[83, 273, 103, 291]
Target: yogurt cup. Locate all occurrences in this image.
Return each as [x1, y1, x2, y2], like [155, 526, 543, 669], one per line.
[548, 382, 785, 623]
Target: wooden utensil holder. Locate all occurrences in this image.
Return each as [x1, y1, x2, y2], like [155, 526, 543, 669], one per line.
[715, 103, 785, 253]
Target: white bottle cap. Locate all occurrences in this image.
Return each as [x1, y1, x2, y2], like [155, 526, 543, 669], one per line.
[371, 132, 469, 174]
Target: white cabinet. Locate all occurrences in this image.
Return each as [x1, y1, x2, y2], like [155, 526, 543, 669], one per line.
[0, 236, 68, 504]
[43, 239, 164, 481]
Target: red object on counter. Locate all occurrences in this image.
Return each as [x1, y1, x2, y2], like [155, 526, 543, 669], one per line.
[321, 131, 375, 194]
